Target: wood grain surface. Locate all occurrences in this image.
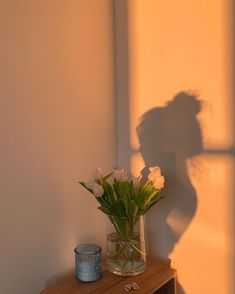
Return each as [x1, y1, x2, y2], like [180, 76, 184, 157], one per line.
[41, 260, 176, 294]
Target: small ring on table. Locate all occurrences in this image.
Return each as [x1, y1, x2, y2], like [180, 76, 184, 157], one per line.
[132, 282, 139, 290]
[124, 284, 133, 292]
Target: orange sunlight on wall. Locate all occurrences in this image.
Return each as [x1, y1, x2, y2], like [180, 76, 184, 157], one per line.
[128, 0, 234, 293]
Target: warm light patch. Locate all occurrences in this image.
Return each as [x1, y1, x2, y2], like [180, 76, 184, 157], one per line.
[130, 152, 145, 177]
[172, 154, 233, 294]
[127, 1, 234, 294]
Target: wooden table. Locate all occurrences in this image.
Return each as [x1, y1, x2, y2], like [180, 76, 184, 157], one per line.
[41, 260, 176, 294]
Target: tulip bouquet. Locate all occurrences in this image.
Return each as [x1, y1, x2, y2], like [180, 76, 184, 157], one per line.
[79, 167, 164, 275]
[79, 167, 164, 238]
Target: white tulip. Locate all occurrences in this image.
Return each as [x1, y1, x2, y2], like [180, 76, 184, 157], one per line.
[91, 167, 103, 181]
[85, 179, 97, 190]
[148, 167, 161, 181]
[152, 175, 165, 189]
[85, 179, 104, 197]
[113, 169, 128, 182]
[147, 166, 165, 189]
[93, 184, 104, 198]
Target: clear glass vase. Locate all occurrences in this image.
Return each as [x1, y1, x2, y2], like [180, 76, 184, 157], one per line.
[106, 215, 147, 276]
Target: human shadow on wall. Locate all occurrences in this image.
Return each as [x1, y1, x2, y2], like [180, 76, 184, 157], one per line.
[137, 91, 203, 293]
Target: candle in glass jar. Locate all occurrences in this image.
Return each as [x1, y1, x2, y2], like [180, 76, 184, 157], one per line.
[74, 243, 102, 282]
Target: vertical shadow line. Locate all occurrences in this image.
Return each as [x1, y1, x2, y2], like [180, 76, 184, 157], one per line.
[230, 0, 235, 292]
[112, 0, 131, 170]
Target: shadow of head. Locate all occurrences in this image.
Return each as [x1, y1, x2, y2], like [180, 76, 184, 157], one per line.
[137, 91, 203, 172]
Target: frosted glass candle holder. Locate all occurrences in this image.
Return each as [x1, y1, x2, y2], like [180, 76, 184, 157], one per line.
[74, 243, 102, 282]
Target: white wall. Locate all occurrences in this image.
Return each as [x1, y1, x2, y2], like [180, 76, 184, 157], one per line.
[1, 1, 234, 293]
[122, 0, 234, 293]
[0, 1, 116, 293]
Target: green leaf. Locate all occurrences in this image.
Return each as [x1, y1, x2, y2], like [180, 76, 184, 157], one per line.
[138, 195, 164, 215]
[146, 190, 159, 204]
[129, 199, 138, 216]
[135, 189, 147, 209]
[79, 181, 93, 195]
[97, 206, 110, 215]
[103, 172, 113, 180]
[113, 181, 129, 198]
[102, 179, 115, 205]
[112, 216, 129, 238]
[110, 200, 126, 217]
[109, 200, 130, 237]
[119, 182, 133, 215]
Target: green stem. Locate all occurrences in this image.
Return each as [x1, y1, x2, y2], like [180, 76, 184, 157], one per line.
[107, 243, 126, 259]
[130, 242, 146, 256]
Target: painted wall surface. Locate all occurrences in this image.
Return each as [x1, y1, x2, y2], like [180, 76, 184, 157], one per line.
[126, 1, 234, 293]
[0, 1, 115, 293]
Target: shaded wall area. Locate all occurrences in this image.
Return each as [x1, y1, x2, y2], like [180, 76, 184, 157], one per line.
[0, 1, 116, 293]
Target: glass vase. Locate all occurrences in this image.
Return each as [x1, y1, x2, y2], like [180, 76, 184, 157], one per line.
[106, 215, 147, 276]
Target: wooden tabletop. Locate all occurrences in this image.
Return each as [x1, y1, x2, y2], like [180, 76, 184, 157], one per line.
[41, 260, 176, 294]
